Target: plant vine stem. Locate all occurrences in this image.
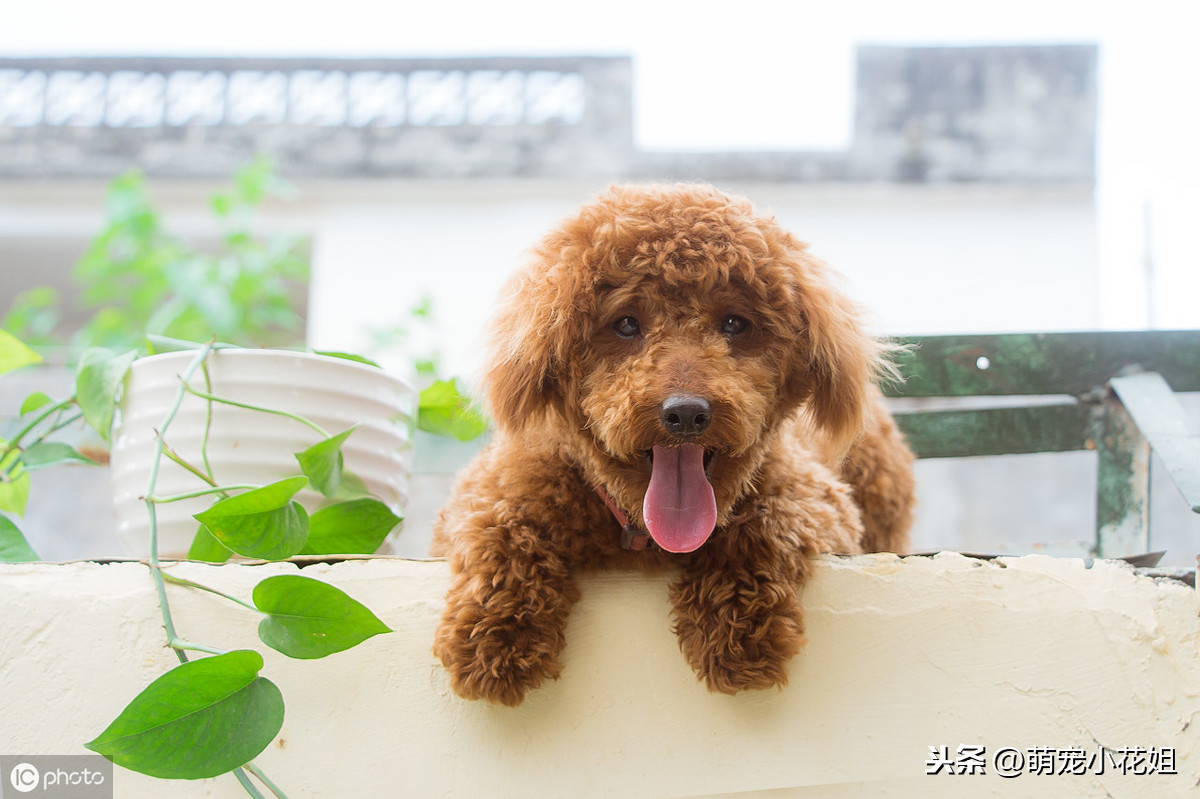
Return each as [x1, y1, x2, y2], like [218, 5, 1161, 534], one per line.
[1, 399, 78, 480]
[158, 443, 219, 488]
[183, 384, 331, 438]
[0, 448, 20, 483]
[1, 408, 88, 483]
[169, 638, 228, 656]
[145, 343, 215, 665]
[25, 411, 85, 449]
[243, 762, 288, 798]
[232, 767, 268, 799]
[200, 360, 216, 481]
[142, 347, 288, 799]
[162, 571, 259, 613]
[5, 396, 75, 449]
[146, 483, 261, 503]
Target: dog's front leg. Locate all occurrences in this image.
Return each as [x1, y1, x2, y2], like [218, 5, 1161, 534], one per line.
[668, 461, 862, 694]
[435, 552, 579, 706]
[668, 542, 808, 694]
[434, 525, 580, 706]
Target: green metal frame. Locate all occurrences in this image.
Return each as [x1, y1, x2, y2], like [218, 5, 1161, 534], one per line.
[885, 330, 1200, 557]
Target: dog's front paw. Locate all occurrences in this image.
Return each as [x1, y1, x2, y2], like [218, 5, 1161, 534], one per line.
[669, 571, 806, 694]
[433, 584, 569, 706]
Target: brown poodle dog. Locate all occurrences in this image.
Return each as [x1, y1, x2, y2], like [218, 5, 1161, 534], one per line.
[432, 183, 914, 706]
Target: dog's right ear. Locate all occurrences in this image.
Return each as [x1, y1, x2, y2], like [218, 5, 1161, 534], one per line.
[483, 249, 590, 432]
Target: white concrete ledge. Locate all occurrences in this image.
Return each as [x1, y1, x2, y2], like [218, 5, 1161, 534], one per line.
[1, 553, 1197, 797]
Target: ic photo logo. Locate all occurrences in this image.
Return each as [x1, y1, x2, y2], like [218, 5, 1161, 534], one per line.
[1, 756, 111, 798]
[8, 762, 39, 793]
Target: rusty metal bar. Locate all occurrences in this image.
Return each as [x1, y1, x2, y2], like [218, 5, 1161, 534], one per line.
[1094, 392, 1151, 558]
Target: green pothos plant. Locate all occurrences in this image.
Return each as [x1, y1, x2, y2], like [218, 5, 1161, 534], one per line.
[4, 157, 308, 352]
[0, 331, 472, 796]
[1, 158, 486, 793]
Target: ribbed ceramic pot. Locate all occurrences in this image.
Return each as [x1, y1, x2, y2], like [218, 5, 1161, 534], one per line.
[110, 349, 416, 558]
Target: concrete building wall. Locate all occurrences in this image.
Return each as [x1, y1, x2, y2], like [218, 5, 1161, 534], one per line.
[296, 181, 1100, 378]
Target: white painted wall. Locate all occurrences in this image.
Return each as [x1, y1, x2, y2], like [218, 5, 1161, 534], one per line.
[298, 181, 1099, 384]
[0, 179, 1101, 383]
[1, 554, 1196, 796]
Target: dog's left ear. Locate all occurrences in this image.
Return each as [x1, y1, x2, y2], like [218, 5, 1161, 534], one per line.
[783, 245, 886, 458]
[482, 245, 591, 432]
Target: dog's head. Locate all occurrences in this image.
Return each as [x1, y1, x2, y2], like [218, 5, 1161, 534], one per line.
[485, 183, 886, 552]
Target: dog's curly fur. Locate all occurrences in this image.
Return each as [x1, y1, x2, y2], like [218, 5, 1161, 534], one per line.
[431, 183, 915, 705]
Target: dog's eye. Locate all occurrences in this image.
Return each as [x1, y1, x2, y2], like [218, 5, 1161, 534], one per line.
[720, 315, 749, 336]
[613, 316, 641, 338]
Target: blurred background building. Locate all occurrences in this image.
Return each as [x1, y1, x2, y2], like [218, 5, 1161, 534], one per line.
[0, 46, 1103, 366]
[1, 32, 1196, 562]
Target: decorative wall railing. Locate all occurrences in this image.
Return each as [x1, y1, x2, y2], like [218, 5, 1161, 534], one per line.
[0, 56, 634, 178]
[0, 47, 1097, 182]
[0, 60, 595, 129]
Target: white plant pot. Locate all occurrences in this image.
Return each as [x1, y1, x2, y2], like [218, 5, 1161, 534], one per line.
[110, 349, 416, 558]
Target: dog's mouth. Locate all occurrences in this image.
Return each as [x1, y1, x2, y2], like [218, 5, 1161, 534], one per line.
[643, 446, 716, 476]
[640, 444, 717, 554]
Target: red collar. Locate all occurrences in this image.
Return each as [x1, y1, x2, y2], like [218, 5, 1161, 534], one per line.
[593, 483, 654, 551]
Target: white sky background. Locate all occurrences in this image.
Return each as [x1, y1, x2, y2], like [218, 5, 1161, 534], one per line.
[3, 0, 1198, 328]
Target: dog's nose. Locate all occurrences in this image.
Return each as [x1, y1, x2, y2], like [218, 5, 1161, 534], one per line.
[659, 394, 712, 437]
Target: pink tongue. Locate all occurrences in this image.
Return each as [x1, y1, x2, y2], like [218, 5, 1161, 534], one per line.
[643, 444, 717, 553]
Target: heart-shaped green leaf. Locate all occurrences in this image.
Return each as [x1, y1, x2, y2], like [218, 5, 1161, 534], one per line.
[194, 476, 307, 516]
[418, 379, 489, 441]
[0, 330, 41, 376]
[186, 523, 233, 563]
[85, 650, 284, 780]
[0, 514, 39, 562]
[299, 498, 401, 556]
[20, 442, 97, 471]
[253, 574, 391, 659]
[294, 427, 357, 497]
[18, 391, 54, 416]
[75, 347, 137, 441]
[193, 477, 309, 561]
